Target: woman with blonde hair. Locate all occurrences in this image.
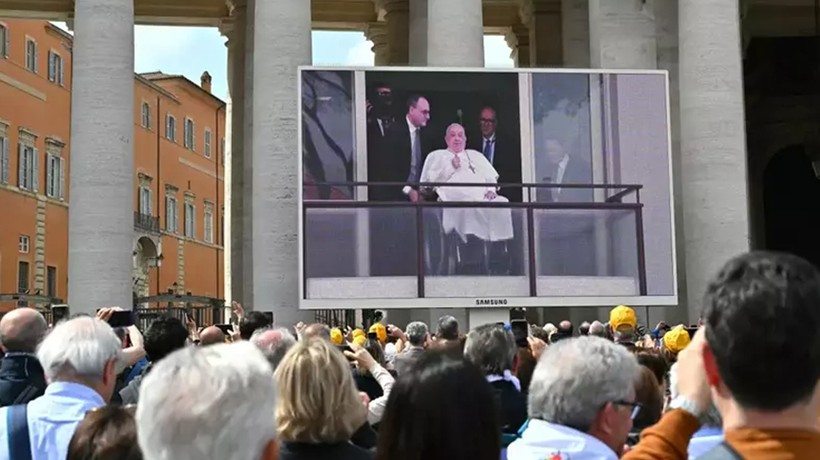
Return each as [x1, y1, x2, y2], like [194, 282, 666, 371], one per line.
[275, 338, 379, 460]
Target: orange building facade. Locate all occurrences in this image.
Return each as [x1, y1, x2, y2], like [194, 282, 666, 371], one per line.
[0, 19, 225, 311]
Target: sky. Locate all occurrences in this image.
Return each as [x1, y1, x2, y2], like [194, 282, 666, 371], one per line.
[56, 24, 514, 99]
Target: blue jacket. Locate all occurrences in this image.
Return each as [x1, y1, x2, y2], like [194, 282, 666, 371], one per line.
[0, 353, 47, 407]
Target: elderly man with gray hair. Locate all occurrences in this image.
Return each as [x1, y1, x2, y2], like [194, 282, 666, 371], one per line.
[393, 321, 429, 375]
[507, 336, 640, 460]
[136, 342, 278, 460]
[464, 323, 527, 435]
[0, 316, 122, 460]
[250, 327, 297, 370]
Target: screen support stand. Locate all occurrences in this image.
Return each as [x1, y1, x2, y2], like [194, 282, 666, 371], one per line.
[468, 308, 510, 330]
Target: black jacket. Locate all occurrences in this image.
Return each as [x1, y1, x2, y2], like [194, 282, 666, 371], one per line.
[490, 379, 528, 435]
[469, 134, 523, 202]
[0, 353, 47, 407]
[367, 118, 432, 202]
[280, 442, 373, 460]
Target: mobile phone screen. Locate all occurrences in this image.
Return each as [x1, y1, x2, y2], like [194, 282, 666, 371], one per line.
[52, 305, 70, 323]
[108, 310, 135, 328]
[510, 320, 529, 347]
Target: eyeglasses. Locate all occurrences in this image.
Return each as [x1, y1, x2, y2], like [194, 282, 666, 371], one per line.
[612, 400, 642, 420]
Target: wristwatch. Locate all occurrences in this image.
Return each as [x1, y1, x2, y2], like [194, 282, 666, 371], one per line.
[668, 396, 703, 420]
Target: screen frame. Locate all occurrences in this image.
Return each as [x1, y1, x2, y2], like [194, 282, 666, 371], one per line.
[296, 66, 677, 310]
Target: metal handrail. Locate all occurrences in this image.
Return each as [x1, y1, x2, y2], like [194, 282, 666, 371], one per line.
[302, 197, 649, 299]
[307, 180, 643, 191]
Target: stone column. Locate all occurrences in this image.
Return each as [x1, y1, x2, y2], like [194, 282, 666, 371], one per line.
[506, 24, 531, 67]
[251, 0, 313, 325]
[222, 4, 248, 306]
[561, 0, 590, 67]
[589, 0, 657, 69]
[427, 0, 484, 329]
[366, 23, 389, 66]
[243, 0, 255, 308]
[427, 0, 484, 66]
[523, 0, 563, 66]
[408, 0, 428, 65]
[679, 0, 749, 321]
[68, 0, 134, 314]
[384, 0, 409, 65]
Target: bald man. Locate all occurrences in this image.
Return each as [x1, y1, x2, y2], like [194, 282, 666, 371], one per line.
[0, 308, 48, 406]
[198, 326, 226, 346]
[588, 320, 606, 338]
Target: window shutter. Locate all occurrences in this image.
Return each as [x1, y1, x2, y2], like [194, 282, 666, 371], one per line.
[32, 148, 39, 192]
[48, 51, 54, 82]
[1, 138, 8, 184]
[45, 153, 53, 196]
[192, 122, 196, 151]
[59, 56, 64, 86]
[17, 144, 24, 188]
[3, 27, 8, 58]
[33, 42, 38, 74]
[58, 157, 65, 200]
[165, 115, 170, 138]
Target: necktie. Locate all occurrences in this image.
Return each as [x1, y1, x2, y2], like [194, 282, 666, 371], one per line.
[483, 138, 495, 164]
[408, 128, 421, 183]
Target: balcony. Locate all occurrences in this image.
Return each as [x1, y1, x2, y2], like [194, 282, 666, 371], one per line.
[134, 212, 160, 234]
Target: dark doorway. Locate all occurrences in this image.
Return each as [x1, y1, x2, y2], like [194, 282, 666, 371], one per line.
[763, 145, 820, 268]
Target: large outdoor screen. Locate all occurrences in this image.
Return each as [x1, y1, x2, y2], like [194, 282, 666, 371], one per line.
[298, 67, 676, 310]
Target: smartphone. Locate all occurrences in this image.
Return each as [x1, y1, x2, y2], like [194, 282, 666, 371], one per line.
[215, 324, 234, 335]
[684, 327, 698, 339]
[510, 319, 529, 348]
[367, 332, 378, 341]
[262, 312, 274, 326]
[108, 310, 135, 328]
[51, 305, 70, 323]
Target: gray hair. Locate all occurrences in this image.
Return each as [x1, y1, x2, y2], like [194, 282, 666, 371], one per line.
[588, 321, 606, 338]
[136, 342, 277, 460]
[36, 316, 121, 382]
[405, 321, 429, 346]
[614, 328, 636, 343]
[436, 315, 459, 340]
[528, 336, 639, 432]
[464, 323, 516, 376]
[669, 363, 722, 427]
[250, 327, 297, 370]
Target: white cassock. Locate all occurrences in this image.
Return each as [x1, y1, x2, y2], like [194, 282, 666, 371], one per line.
[420, 148, 514, 242]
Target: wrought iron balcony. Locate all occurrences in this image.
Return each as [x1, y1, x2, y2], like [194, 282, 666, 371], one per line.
[134, 212, 160, 234]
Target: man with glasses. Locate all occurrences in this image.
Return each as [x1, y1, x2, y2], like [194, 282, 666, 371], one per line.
[507, 336, 641, 460]
[470, 106, 522, 202]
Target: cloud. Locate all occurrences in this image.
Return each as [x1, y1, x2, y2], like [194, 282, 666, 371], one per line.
[346, 39, 375, 66]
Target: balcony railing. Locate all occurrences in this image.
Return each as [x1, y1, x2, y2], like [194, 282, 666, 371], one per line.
[134, 212, 160, 234]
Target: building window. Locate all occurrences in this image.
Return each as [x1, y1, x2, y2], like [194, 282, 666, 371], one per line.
[0, 24, 8, 58]
[139, 186, 152, 216]
[184, 202, 196, 239]
[17, 261, 29, 293]
[204, 206, 214, 243]
[47, 266, 57, 298]
[184, 118, 195, 151]
[25, 38, 37, 73]
[45, 153, 64, 199]
[18, 235, 29, 254]
[165, 114, 177, 142]
[17, 144, 38, 192]
[204, 129, 212, 158]
[48, 51, 64, 85]
[141, 102, 152, 129]
[0, 136, 9, 184]
[165, 195, 178, 233]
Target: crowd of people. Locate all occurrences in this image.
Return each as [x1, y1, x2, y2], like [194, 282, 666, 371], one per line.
[0, 250, 819, 459]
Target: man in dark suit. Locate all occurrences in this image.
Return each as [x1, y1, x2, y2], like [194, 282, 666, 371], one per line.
[470, 106, 522, 202]
[370, 95, 431, 202]
[367, 95, 431, 275]
[366, 82, 396, 201]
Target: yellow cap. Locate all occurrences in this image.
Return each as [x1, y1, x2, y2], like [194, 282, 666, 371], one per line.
[330, 328, 343, 345]
[609, 305, 637, 332]
[369, 323, 388, 343]
[663, 326, 691, 354]
[352, 328, 365, 339]
[352, 335, 367, 347]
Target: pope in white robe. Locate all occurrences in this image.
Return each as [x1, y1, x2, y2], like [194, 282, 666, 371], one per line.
[420, 123, 514, 243]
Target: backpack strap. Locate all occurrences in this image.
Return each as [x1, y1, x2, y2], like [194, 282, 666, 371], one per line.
[11, 385, 40, 406]
[698, 441, 743, 460]
[6, 404, 32, 460]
